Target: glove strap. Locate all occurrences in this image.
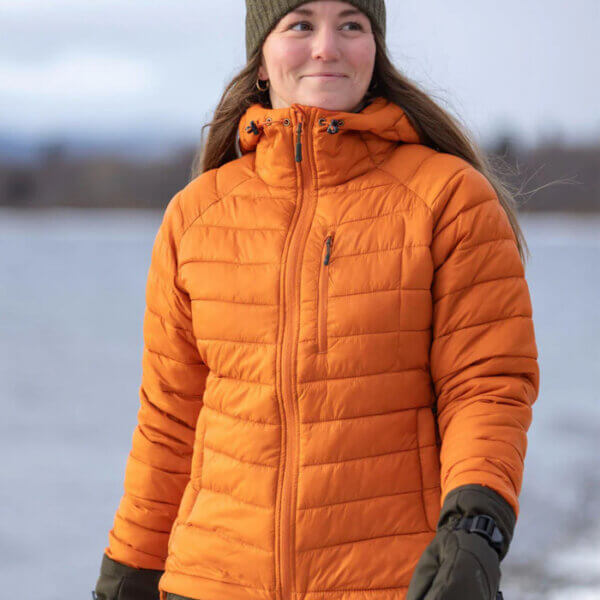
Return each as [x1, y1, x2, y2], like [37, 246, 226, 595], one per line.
[454, 513, 504, 554]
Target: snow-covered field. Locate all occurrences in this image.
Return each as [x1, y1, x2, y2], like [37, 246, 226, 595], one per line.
[0, 208, 598, 599]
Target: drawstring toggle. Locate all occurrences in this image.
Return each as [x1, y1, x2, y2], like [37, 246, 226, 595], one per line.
[246, 120, 260, 135]
[326, 119, 341, 134]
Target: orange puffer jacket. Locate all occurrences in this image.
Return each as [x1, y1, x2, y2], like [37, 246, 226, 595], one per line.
[104, 96, 539, 600]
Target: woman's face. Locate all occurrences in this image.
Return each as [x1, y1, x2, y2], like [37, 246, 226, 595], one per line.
[257, 1, 376, 112]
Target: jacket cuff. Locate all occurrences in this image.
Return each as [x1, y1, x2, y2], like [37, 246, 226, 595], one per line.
[94, 553, 163, 600]
[436, 483, 517, 562]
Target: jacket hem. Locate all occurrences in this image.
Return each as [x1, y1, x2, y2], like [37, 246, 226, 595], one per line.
[159, 568, 274, 600]
[159, 569, 413, 600]
[160, 569, 414, 600]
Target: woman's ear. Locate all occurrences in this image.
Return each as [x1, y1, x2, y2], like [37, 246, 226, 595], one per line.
[257, 49, 269, 80]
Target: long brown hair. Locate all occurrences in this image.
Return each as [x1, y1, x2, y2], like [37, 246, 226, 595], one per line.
[191, 27, 531, 262]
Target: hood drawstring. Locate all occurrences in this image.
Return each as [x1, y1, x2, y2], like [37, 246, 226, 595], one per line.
[245, 117, 343, 136]
[245, 114, 343, 163]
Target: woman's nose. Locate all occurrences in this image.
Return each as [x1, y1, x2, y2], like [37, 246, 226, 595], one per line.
[310, 27, 343, 61]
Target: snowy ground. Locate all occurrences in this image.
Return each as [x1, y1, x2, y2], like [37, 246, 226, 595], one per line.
[0, 208, 598, 599]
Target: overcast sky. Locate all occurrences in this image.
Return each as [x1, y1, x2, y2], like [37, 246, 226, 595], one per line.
[1, 0, 598, 148]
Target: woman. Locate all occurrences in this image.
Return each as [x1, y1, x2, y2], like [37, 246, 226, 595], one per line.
[93, 1, 539, 599]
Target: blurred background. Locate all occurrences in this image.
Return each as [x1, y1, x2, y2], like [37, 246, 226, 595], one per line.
[1, 1, 599, 599]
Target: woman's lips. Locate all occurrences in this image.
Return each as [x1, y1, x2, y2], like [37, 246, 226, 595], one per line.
[304, 74, 347, 79]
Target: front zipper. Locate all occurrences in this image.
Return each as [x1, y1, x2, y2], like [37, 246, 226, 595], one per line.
[317, 232, 334, 353]
[278, 106, 315, 600]
[295, 121, 303, 162]
[275, 109, 342, 600]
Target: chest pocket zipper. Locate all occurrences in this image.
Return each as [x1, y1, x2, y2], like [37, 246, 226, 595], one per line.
[317, 231, 334, 353]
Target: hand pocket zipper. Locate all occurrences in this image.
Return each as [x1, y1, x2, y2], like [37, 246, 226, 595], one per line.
[431, 402, 442, 447]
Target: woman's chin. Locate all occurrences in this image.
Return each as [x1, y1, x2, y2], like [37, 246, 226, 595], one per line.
[296, 88, 361, 112]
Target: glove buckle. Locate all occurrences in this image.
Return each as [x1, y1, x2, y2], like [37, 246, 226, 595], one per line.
[454, 513, 504, 551]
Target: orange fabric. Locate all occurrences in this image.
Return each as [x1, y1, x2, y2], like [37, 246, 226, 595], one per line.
[104, 96, 539, 600]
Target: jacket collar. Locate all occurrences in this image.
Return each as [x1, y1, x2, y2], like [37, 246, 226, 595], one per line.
[237, 96, 422, 188]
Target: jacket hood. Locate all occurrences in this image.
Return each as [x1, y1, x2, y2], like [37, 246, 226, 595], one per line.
[237, 96, 423, 188]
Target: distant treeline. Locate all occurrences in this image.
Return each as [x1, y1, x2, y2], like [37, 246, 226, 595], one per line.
[0, 136, 598, 211]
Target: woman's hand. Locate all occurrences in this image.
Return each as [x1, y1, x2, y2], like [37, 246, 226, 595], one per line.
[93, 553, 162, 600]
[406, 516, 501, 599]
[407, 484, 515, 600]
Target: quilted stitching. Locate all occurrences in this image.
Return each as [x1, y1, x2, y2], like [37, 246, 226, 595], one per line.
[103, 96, 539, 600]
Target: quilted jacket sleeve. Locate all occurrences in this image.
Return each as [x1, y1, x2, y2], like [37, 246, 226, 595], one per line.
[104, 191, 209, 569]
[429, 165, 540, 521]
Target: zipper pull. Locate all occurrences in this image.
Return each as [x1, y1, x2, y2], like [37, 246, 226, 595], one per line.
[295, 121, 303, 162]
[323, 234, 333, 265]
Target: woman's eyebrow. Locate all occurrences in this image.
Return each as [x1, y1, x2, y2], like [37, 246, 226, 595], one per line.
[289, 8, 364, 17]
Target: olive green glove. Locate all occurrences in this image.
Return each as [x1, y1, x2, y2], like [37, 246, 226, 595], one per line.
[406, 483, 516, 600]
[93, 553, 162, 600]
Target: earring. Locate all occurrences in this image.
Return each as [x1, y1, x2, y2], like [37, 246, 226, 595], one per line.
[256, 78, 270, 91]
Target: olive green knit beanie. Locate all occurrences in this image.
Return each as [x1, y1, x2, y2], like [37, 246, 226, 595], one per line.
[245, 0, 386, 62]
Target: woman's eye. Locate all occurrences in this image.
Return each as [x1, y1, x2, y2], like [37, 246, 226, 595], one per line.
[289, 21, 311, 31]
[288, 21, 365, 32]
[342, 21, 364, 31]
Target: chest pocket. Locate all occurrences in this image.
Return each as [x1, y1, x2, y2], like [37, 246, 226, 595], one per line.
[313, 213, 410, 375]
